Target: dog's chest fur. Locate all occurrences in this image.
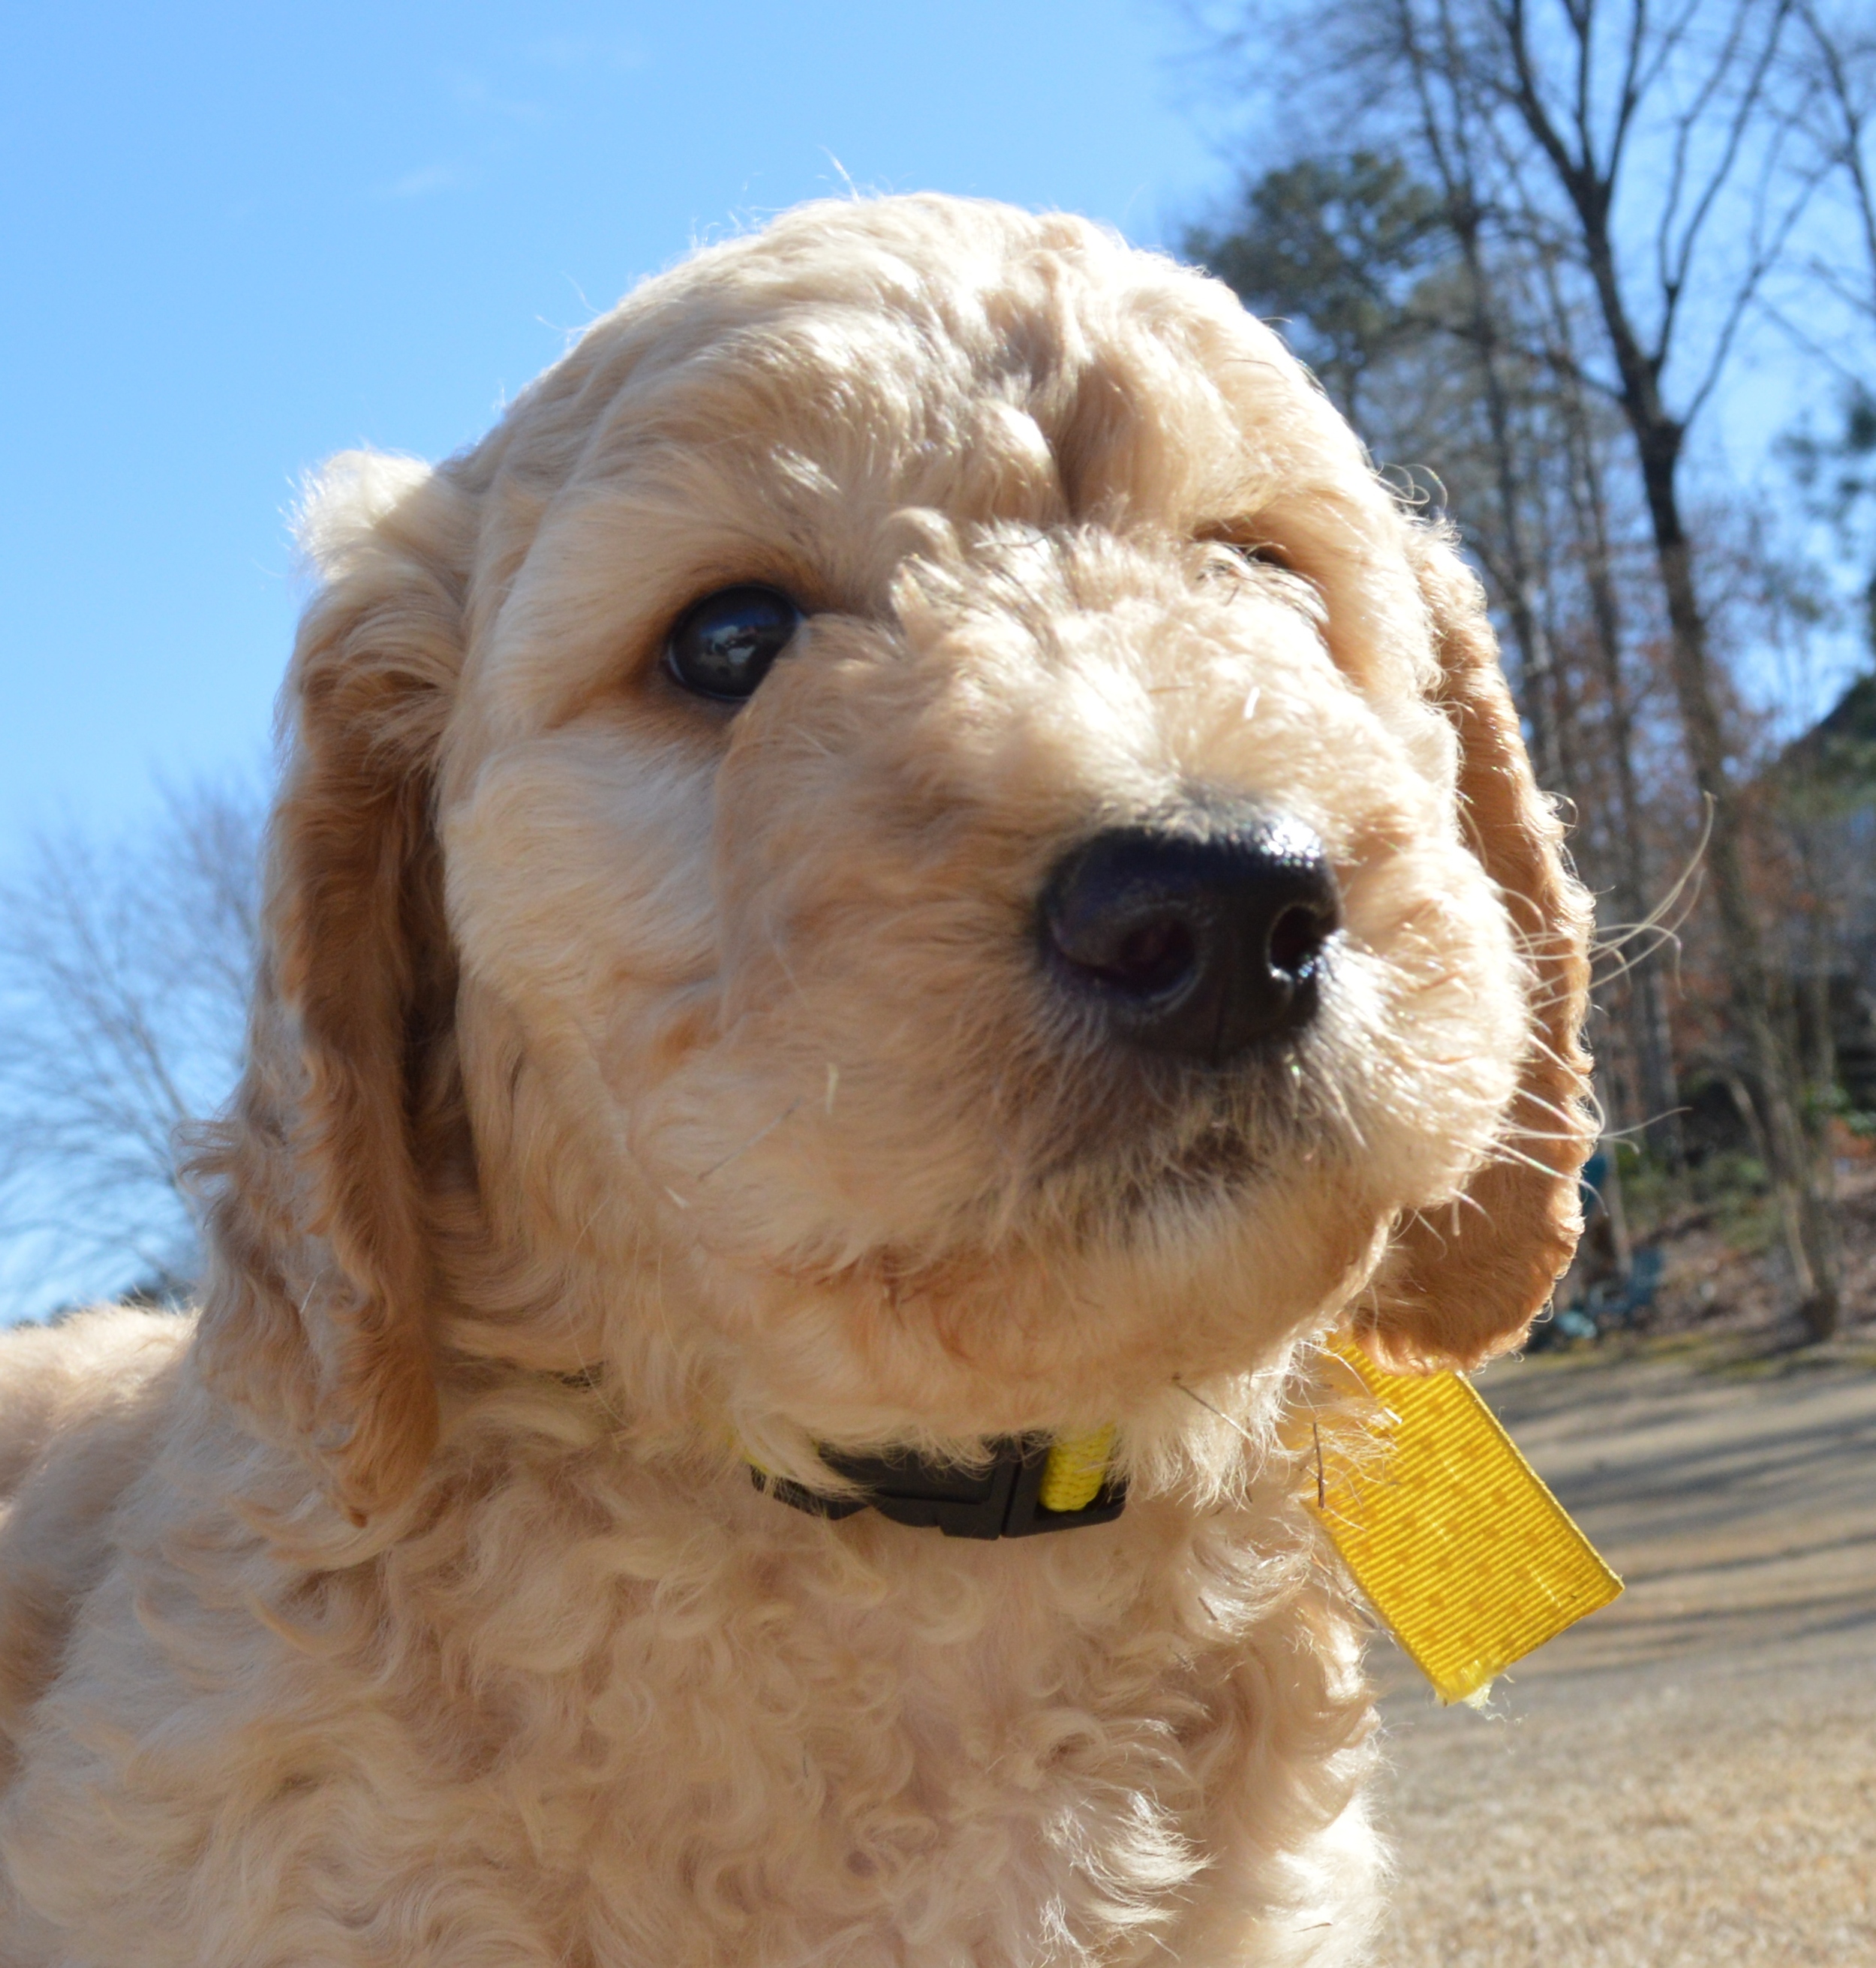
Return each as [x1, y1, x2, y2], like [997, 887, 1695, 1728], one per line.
[0, 1350, 1376, 1968]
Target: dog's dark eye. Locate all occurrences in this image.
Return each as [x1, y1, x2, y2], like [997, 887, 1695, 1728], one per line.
[1225, 540, 1291, 571]
[665, 585, 804, 702]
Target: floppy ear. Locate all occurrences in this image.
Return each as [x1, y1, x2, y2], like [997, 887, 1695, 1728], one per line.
[1354, 526, 1595, 1371]
[196, 454, 474, 1523]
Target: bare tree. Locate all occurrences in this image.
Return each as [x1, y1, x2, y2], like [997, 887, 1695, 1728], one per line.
[1204, 0, 1848, 1332]
[1464, 0, 1847, 1332]
[1795, 2, 1876, 324]
[1189, 145, 1688, 1155]
[1356, 62, 1690, 1162]
[1787, 5, 1876, 642]
[1512, 227, 1692, 1159]
[0, 780, 263, 1321]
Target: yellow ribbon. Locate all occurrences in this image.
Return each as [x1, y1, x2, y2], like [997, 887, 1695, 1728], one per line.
[740, 1338, 1619, 1700]
[1310, 1338, 1622, 1702]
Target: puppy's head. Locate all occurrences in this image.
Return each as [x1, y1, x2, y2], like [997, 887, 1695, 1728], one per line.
[198, 197, 1590, 1518]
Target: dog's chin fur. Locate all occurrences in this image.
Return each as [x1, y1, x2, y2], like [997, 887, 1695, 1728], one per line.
[0, 196, 1592, 1965]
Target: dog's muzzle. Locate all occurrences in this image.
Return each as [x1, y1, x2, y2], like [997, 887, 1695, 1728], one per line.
[1039, 805, 1338, 1065]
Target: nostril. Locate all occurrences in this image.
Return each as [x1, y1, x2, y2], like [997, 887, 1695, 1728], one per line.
[1039, 811, 1339, 1064]
[1055, 909, 1200, 999]
[1267, 899, 1331, 981]
[1105, 917, 1199, 996]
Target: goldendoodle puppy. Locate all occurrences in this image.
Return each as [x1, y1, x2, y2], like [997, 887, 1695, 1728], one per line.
[0, 195, 1590, 1966]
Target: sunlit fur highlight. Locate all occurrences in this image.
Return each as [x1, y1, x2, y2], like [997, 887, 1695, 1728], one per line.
[0, 195, 1592, 1966]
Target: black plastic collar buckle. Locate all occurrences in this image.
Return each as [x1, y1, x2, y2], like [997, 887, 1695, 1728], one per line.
[753, 1437, 1126, 1539]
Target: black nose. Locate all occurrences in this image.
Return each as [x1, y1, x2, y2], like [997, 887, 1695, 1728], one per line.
[1039, 813, 1339, 1064]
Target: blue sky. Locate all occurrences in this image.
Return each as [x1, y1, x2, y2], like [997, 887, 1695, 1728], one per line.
[0, 0, 1228, 862]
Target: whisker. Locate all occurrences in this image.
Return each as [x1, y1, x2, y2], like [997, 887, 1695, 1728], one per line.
[1173, 1381, 1271, 1483]
[1487, 1139, 1577, 1180]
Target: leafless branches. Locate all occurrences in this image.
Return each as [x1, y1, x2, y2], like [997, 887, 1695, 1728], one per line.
[0, 779, 263, 1320]
[1793, 2, 1876, 322]
[1198, 0, 1874, 1332]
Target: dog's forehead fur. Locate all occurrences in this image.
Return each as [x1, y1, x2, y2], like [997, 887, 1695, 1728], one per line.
[446, 199, 1441, 754]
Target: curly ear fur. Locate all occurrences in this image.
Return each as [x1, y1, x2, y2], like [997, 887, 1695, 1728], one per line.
[194, 454, 474, 1523]
[1357, 527, 1595, 1371]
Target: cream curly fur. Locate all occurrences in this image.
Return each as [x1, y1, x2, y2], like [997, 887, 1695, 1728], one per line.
[0, 196, 1592, 1966]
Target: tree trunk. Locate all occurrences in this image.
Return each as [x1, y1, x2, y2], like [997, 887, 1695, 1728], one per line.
[1636, 435, 1842, 1337]
[1450, 214, 1566, 791]
[1558, 369, 1684, 1163]
[1533, 92, 1843, 1338]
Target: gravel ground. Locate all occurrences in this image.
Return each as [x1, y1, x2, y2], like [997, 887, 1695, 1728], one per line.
[1370, 1336, 1876, 1966]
